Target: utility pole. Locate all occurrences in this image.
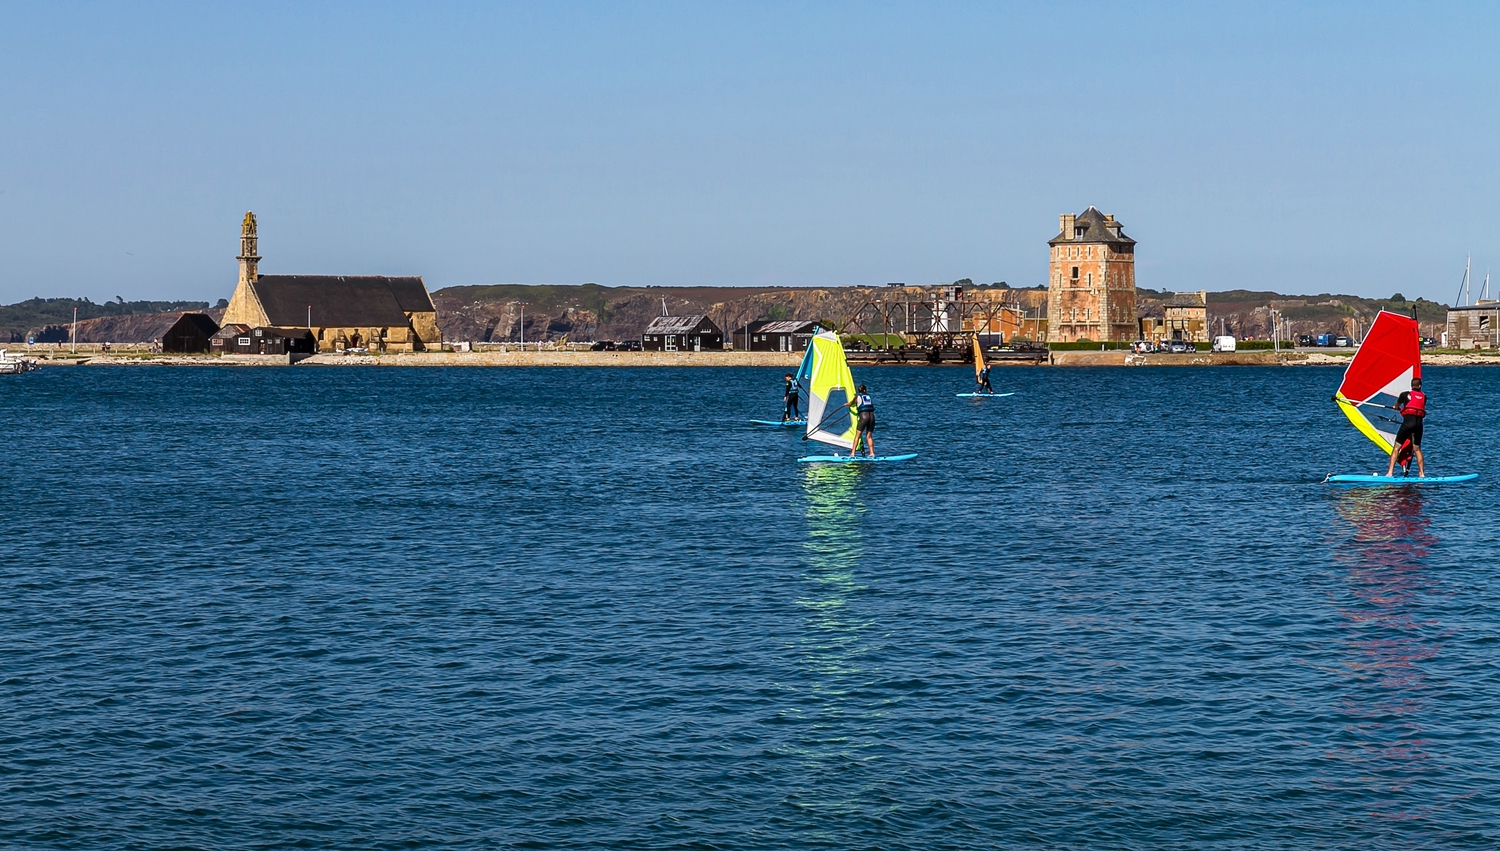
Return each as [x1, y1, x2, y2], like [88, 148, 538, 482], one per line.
[71, 307, 77, 354]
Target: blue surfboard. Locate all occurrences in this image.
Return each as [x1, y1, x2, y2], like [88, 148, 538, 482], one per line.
[1325, 473, 1478, 485]
[750, 419, 806, 427]
[797, 453, 919, 464]
[955, 392, 1015, 398]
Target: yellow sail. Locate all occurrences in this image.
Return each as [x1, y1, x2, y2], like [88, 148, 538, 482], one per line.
[972, 334, 985, 383]
[804, 330, 858, 449]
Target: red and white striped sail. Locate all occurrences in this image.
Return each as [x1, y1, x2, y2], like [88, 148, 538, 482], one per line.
[1333, 310, 1421, 454]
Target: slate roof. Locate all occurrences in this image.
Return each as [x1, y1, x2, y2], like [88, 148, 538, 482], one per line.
[252, 275, 435, 327]
[210, 323, 251, 341]
[644, 314, 718, 335]
[1167, 291, 1207, 308]
[754, 320, 822, 334]
[1049, 206, 1136, 248]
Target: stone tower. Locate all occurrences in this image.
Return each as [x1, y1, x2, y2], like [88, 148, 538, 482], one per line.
[1046, 206, 1138, 343]
[223, 211, 271, 327]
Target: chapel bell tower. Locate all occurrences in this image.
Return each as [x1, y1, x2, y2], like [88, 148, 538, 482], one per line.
[238, 211, 260, 287]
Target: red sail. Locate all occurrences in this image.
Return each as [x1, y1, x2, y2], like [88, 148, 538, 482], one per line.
[1334, 310, 1421, 454]
[1338, 311, 1420, 402]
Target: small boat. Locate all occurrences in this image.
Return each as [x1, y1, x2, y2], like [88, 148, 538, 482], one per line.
[0, 349, 39, 375]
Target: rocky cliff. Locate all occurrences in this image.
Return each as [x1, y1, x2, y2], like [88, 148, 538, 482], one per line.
[30, 309, 226, 344]
[431, 284, 1048, 343]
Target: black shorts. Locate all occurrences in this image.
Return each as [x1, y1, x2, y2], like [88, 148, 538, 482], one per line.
[857, 410, 875, 432]
[1395, 415, 1423, 448]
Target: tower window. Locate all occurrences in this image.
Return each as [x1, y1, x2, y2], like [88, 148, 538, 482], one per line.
[1071, 266, 1079, 280]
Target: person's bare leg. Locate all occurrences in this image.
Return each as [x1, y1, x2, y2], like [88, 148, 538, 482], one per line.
[1415, 446, 1425, 477]
[1386, 445, 1399, 477]
[866, 432, 875, 457]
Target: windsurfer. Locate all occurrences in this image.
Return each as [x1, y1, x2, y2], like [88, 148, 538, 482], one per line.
[782, 373, 801, 422]
[976, 365, 993, 394]
[848, 384, 875, 457]
[1385, 377, 1426, 478]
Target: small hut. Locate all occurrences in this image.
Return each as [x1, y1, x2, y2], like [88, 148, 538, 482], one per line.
[160, 313, 221, 353]
[642, 315, 724, 352]
[737, 319, 824, 352]
[209, 324, 252, 355]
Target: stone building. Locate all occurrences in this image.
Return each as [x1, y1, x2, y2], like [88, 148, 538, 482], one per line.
[1139, 291, 1209, 343]
[1046, 207, 1138, 343]
[1446, 302, 1499, 349]
[221, 212, 440, 352]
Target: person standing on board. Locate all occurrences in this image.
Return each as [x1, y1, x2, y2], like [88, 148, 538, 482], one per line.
[976, 364, 994, 394]
[1385, 377, 1426, 478]
[782, 373, 801, 422]
[847, 384, 876, 457]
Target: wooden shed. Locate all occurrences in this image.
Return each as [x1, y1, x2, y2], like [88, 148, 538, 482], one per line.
[642, 315, 724, 352]
[160, 313, 221, 353]
[208, 324, 251, 355]
[735, 319, 824, 352]
[214, 326, 316, 355]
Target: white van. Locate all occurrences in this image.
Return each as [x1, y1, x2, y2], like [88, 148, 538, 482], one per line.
[1212, 336, 1236, 353]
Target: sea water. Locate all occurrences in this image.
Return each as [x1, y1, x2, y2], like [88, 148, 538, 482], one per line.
[2, 365, 1498, 849]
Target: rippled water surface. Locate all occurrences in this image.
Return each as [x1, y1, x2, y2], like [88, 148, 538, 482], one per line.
[3, 364, 1499, 849]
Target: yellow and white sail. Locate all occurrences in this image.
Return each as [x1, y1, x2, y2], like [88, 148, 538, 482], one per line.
[972, 334, 986, 383]
[804, 330, 858, 449]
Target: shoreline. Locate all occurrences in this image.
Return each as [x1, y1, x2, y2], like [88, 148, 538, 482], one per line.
[20, 350, 1500, 368]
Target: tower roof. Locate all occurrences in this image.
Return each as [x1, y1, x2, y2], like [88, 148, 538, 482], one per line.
[1049, 206, 1136, 248]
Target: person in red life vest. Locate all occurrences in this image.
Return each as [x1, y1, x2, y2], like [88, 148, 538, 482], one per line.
[1385, 377, 1426, 477]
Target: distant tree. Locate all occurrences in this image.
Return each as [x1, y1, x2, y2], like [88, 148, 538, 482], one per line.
[215, 298, 229, 309]
[1391, 293, 1406, 302]
[763, 303, 790, 322]
[953, 278, 973, 287]
[993, 281, 1009, 288]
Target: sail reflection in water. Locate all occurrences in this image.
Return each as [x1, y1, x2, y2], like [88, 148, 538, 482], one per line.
[781, 465, 885, 816]
[1327, 488, 1444, 818]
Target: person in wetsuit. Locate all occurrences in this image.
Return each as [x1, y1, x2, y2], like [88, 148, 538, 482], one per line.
[1385, 377, 1426, 477]
[848, 384, 875, 457]
[782, 373, 801, 422]
[977, 364, 993, 394]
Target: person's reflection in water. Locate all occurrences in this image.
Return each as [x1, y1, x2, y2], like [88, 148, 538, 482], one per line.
[1327, 487, 1443, 820]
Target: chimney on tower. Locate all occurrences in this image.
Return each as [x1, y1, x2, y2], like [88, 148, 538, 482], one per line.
[1060, 214, 1076, 241]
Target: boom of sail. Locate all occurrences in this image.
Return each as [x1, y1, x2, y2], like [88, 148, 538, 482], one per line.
[803, 330, 858, 449]
[1332, 310, 1421, 455]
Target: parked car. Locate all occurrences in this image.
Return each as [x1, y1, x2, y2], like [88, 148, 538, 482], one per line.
[1165, 340, 1191, 353]
[1335, 336, 1351, 347]
[1297, 334, 1316, 347]
[618, 340, 643, 351]
[1211, 335, 1236, 353]
[589, 341, 617, 351]
[1131, 340, 1154, 353]
[1316, 333, 1336, 347]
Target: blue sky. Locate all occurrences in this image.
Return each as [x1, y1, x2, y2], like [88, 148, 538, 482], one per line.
[2, 2, 1497, 304]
